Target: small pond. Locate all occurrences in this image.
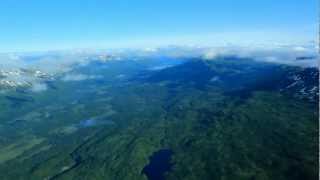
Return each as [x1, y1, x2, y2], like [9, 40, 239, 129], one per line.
[142, 149, 173, 180]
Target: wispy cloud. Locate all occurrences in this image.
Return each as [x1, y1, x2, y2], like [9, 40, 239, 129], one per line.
[62, 73, 101, 82]
[201, 44, 319, 67]
[30, 83, 48, 92]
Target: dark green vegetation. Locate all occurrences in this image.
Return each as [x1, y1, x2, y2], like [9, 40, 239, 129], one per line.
[0, 57, 318, 180]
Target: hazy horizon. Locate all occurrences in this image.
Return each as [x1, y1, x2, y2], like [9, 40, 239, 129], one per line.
[0, 0, 317, 52]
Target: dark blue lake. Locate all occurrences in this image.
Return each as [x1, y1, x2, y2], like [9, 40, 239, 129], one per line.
[142, 149, 173, 180]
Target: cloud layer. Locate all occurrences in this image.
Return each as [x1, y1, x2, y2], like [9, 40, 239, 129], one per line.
[0, 43, 318, 92]
[201, 44, 318, 67]
[30, 83, 48, 92]
[62, 73, 101, 81]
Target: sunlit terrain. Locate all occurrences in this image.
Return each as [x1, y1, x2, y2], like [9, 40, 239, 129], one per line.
[0, 0, 318, 179]
[0, 46, 318, 180]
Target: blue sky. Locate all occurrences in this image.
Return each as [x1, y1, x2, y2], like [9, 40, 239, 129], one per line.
[0, 0, 318, 52]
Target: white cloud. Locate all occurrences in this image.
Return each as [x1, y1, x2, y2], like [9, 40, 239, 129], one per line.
[62, 73, 100, 81]
[116, 74, 126, 78]
[200, 44, 319, 67]
[293, 46, 307, 52]
[30, 83, 48, 92]
[0, 43, 318, 91]
[149, 65, 173, 71]
[203, 50, 219, 60]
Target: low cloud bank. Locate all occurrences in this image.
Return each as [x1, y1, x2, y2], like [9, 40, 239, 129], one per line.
[0, 43, 317, 92]
[62, 73, 101, 81]
[112, 43, 318, 67]
[0, 43, 317, 73]
[30, 83, 48, 92]
[200, 44, 318, 67]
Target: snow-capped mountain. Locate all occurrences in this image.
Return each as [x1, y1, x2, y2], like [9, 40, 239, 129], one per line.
[284, 67, 319, 103]
[0, 68, 53, 89]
